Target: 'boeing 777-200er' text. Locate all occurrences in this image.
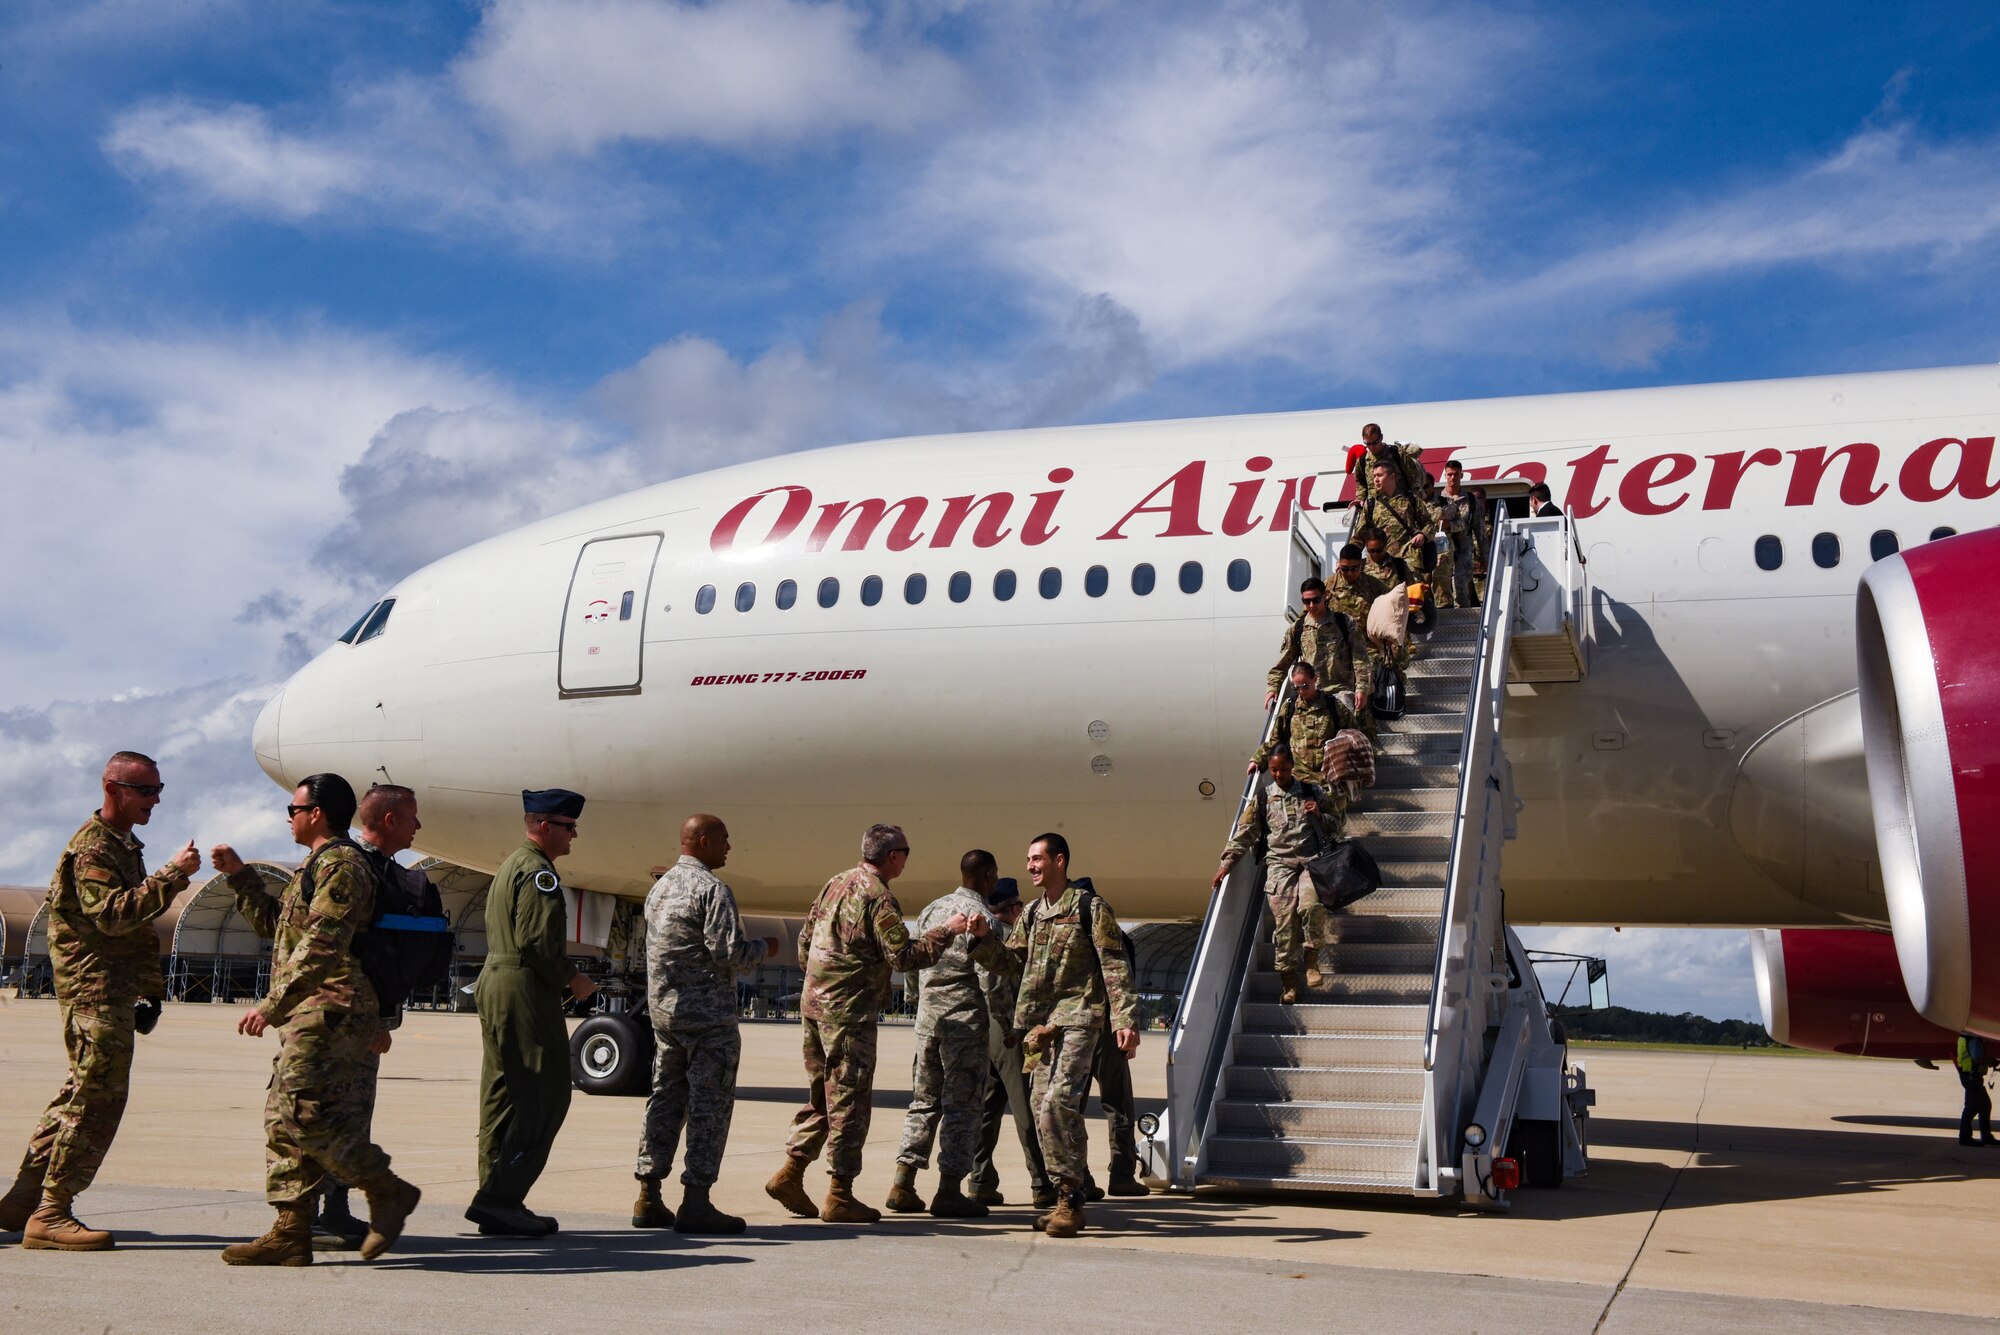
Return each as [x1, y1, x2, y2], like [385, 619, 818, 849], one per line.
[251, 363, 1999, 1064]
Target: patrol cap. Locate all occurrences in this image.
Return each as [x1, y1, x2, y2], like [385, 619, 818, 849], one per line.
[987, 877, 1021, 911]
[522, 788, 586, 819]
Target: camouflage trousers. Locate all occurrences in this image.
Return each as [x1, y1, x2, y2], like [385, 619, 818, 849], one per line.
[636, 1020, 741, 1188]
[264, 1008, 389, 1205]
[1433, 549, 1458, 609]
[783, 1016, 878, 1178]
[894, 1019, 992, 1179]
[16, 1003, 136, 1198]
[1266, 863, 1332, 977]
[974, 1024, 1049, 1193]
[1029, 1023, 1101, 1192]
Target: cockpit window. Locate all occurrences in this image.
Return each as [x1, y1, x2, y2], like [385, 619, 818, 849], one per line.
[338, 603, 377, 644]
[354, 598, 396, 644]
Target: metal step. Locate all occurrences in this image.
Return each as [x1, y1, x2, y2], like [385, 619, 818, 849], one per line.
[1404, 656, 1478, 682]
[1329, 913, 1440, 945]
[1376, 859, 1447, 888]
[1240, 1002, 1426, 1036]
[1234, 1031, 1424, 1068]
[1245, 970, 1431, 1003]
[1203, 1134, 1416, 1182]
[1377, 709, 1466, 734]
[1372, 732, 1463, 759]
[1355, 834, 1454, 865]
[1370, 762, 1461, 789]
[1356, 786, 1457, 813]
[1347, 809, 1454, 839]
[1223, 1063, 1426, 1102]
[1215, 1098, 1423, 1141]
[1320, 940, 1436, 974]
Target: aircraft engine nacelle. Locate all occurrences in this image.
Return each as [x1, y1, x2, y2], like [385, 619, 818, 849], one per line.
[1857, 526, 2000, 1036]
[1750, 928, 1958, 1059]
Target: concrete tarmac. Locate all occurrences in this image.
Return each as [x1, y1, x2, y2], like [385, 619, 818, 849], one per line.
[2, 997, 1996, 1333]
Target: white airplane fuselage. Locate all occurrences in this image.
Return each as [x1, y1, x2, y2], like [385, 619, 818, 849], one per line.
[254, 365, 2000, 924]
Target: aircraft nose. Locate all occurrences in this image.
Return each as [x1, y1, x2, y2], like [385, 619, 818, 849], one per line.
[252, 688, 284, 784]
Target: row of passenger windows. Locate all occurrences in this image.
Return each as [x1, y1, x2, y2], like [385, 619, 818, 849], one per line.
[693, 560, 1255, 614]
[1753, 527, 1957, 572]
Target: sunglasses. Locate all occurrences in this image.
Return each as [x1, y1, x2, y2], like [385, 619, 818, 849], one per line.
[112, 780, 165, 797]
[286, 802, 320, 818]
[541, 817, 579, 831]
[1300, 595, 1322, 606]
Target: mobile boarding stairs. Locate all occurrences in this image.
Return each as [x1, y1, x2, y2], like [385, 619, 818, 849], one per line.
[1143, 494, 1597, 1207]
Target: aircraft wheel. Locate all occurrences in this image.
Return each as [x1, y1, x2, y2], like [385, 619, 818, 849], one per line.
[571, 1013, 652, 1096]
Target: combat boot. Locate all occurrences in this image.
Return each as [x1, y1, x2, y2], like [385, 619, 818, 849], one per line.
[672, 1184, 745, 1236]
[884, 1161, 924, 1213]
[928, 1176, 989, 1219]
[1030, 1182, 1060, 1209]
[631, 1178, 675, 1229]
[819, 1176, 881, 1224]
[1304, 951, 1328, 991]
[764, 1154, 817, 1218]
[357, 1171, 421, 1260]
[22, 1190, 114, 1252]
[313, 1183, 368, 1251]
[0, 1165, 44, 1233]
[1278, 970, 1303, 1005]
[1106, 1167, 1148, 1197]
[968, 1176, 1005, 1207]
[1043, 1195, 1085, 1239]
[221, 1201, 313, 1266]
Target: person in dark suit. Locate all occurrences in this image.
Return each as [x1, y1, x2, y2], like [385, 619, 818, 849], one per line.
[1529, 482, 1563, 518]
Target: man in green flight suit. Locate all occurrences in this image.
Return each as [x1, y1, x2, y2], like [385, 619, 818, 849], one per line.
[468, 788, 599, 1238]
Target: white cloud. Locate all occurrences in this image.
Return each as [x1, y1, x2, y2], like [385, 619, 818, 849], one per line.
[103, 100, 364, 220]
[0, 680, 291, 887]
[453, 0, 963, 155]
[1519, 927, 1759, 1022]
[0, 321, 505, 705]
[906, 3, 1514, 370]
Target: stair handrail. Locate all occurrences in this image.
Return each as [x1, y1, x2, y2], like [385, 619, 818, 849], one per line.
[1163, 679, 1293, 1184]
[1423, 516, 1523, 1077]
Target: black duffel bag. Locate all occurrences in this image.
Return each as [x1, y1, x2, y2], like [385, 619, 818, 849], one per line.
[1306, 838, 1383, 911]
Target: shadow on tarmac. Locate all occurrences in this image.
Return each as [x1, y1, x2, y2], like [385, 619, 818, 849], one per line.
[373, 1230, 757, 1275]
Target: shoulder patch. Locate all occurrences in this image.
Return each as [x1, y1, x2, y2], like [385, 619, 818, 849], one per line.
[534, 870, 561, 895]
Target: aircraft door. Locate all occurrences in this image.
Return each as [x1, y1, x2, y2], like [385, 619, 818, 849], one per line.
[559, 533, 662, 697]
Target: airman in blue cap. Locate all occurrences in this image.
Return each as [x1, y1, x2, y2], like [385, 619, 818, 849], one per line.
[467, 788, 598, 1238]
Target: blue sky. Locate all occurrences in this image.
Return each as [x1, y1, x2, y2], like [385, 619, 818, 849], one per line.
[5, 0, 1998, 1020]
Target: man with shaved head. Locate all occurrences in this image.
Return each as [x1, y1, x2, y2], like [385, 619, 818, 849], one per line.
[630, 814, 776, 1234]
[1, 751, 199, 1250]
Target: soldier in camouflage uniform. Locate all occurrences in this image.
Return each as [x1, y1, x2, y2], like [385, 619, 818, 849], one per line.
[211, 772, 421, 1266]
[1434, 460, 1482, 610]
[631, 814, 772, 1236]
[971, 880, 1053, 1208]
[1326, 544, 1391, 709]
[1357, 460, 1440, 574]
[1346, 423, 1428, 506]
[1007, 833, 1140, 1239]
[468, 788, 599, 1238]
[1253, 662, 1367, 794]
[887, 850, 1006, 1218]
[1264, 576, 1369, 720]
[1215, 747, 1343, 1004]
[764, 824, 992, 1224]
[1, 751, 199, 1251]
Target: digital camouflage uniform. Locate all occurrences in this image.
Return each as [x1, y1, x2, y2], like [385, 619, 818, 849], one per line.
[972, 917, 1050, 1196]
[1434, 489, 1481, 609]
[1254, 688, 1366, 792]
[1359, 490, 1439, 573]
[227, 841, 389, 1205]
[635, 855, 768, 1188]
[1220, 779, 1341, 977]
[1266, 608, 1368, 710]
[14, 815, 190, 1200]
[1008, 884, 1138, 1196]
[894, 886, 1008, 1181]
[784, 865, 975, 1178]
[1327, 569, 1392, 703]
[473, 841, 579, 1212]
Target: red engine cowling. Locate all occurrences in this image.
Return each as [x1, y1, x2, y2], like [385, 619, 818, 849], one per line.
[1751, 928, 1958, 1059]
[1857, 526, 2000, 1036]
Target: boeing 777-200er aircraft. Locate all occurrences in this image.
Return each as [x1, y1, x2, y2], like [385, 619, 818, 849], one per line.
[251, 363, 1998, 1081]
